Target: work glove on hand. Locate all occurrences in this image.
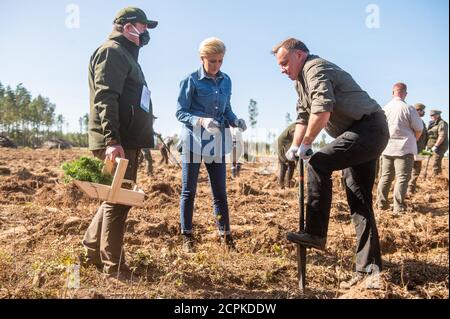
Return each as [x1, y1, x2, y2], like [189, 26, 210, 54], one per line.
[198, 118, 220, 134]
[285, 145, 299, 162]
[234, 119, 247, 132]
[432, 145, 438, 153]
[297, 143, 313, 161]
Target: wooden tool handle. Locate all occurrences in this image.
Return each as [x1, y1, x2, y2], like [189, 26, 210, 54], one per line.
[107, 158, 129, 203]
[102, 158, 115, 175]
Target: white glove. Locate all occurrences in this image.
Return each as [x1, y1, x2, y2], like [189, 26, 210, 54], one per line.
[198, 118, 220, 134]
[432, 145, 438, 153]
[297, 143, 313, 160]
[285, 145, 299, 162]
[234, 119, 247, 132]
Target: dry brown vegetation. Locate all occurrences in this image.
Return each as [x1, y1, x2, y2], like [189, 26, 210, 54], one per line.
[0, 148, 448, 299]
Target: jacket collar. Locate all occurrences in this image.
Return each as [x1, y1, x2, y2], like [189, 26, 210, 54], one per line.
[108, 31, 140, 61]
[197, 66, 224, 81]
[297, 54, 315, 82]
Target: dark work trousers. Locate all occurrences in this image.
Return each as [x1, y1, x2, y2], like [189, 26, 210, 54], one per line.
[305, 112, 389, 273]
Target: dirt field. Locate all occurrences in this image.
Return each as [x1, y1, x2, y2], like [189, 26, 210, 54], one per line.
[0, 148, 448, 299]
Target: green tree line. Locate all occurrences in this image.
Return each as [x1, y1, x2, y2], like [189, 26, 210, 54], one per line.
[0, 81, 88, 147]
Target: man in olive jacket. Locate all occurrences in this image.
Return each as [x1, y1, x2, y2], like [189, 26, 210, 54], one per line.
[82, 7, 157, 281]
[408, 103, 429, 194]
[272, 38, 389, 289]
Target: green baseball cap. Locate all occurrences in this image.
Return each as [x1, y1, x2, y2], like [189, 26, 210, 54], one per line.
[113, 7, 158, 29]
[414, 103, 426, 110]
[429, 110, 442, 116]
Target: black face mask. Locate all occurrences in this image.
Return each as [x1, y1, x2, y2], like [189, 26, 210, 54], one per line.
[139, 30, 150, 47]
[130, 25, 150, 47]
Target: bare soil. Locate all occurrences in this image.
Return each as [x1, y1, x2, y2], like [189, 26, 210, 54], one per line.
[0, 148, 448, 299]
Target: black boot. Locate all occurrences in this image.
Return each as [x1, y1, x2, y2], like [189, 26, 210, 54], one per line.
[287, 231, 326, 250]
[286, 161, 296, 188]
[279, 163, 288, 188]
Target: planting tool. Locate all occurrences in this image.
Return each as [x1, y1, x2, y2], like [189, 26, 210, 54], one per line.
[74, 157, 145, 207]
[297, 158, 307, 292]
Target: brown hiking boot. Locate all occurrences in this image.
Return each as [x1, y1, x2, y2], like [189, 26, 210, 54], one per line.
[105, 265, 139, 284]
[78, 249, 103, 270]
[339, 272, 365, 289]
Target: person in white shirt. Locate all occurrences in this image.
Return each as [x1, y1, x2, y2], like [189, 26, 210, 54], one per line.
[376, 83, 423, 213]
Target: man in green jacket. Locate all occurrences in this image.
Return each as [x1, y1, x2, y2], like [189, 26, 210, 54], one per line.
[82, 7, 158, 282]
[408, 103, 429, 194]
[427, 110, 449, 175]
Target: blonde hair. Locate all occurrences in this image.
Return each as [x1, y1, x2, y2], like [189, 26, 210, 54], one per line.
[199, 37, 226, 57]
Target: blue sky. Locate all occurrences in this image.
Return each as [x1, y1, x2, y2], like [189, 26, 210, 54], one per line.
[0, 0, 448, 139]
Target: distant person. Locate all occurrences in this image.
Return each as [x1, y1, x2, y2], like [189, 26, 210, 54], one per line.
[277, 122, 297, 188]
[230, 126, 244, 177]
[176, 37, 247, 252]
[272, 38, 389, 289]
[157, 135, 174, 165]
[140, 115, 158, 176]
[408, 103, 429, 194]
[140, 147, 154, 175]
[426, 110, 449, 176]
[83, 7, 158, 282]
[376, 83, 423, 214]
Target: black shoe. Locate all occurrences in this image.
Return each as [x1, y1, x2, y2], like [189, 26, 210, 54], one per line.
[286, 231, 326, 250]
[182, 233, 194, 253]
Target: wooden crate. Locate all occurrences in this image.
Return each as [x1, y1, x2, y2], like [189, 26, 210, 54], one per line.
[74, 158, 145, 207]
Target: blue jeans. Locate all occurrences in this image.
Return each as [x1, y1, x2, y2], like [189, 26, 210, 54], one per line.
[180, 152, 230, 235]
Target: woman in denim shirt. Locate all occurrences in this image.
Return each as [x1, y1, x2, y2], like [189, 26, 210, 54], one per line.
[176, 37, 247, 252]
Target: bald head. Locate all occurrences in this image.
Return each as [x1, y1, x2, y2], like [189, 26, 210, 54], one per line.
[393, 82, 407, 100]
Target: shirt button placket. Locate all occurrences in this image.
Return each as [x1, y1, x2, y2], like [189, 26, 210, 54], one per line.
[215, 85, 219, 116]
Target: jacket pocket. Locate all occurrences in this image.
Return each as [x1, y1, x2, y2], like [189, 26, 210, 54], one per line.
[127, 104, 152, 138]
[195, 87, 215, 114]
[197, 87, 214, 97]
[127, 105, 136, 130]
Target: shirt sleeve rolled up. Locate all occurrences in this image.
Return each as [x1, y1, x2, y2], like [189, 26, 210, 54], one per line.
[306, 67, 335, 115]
